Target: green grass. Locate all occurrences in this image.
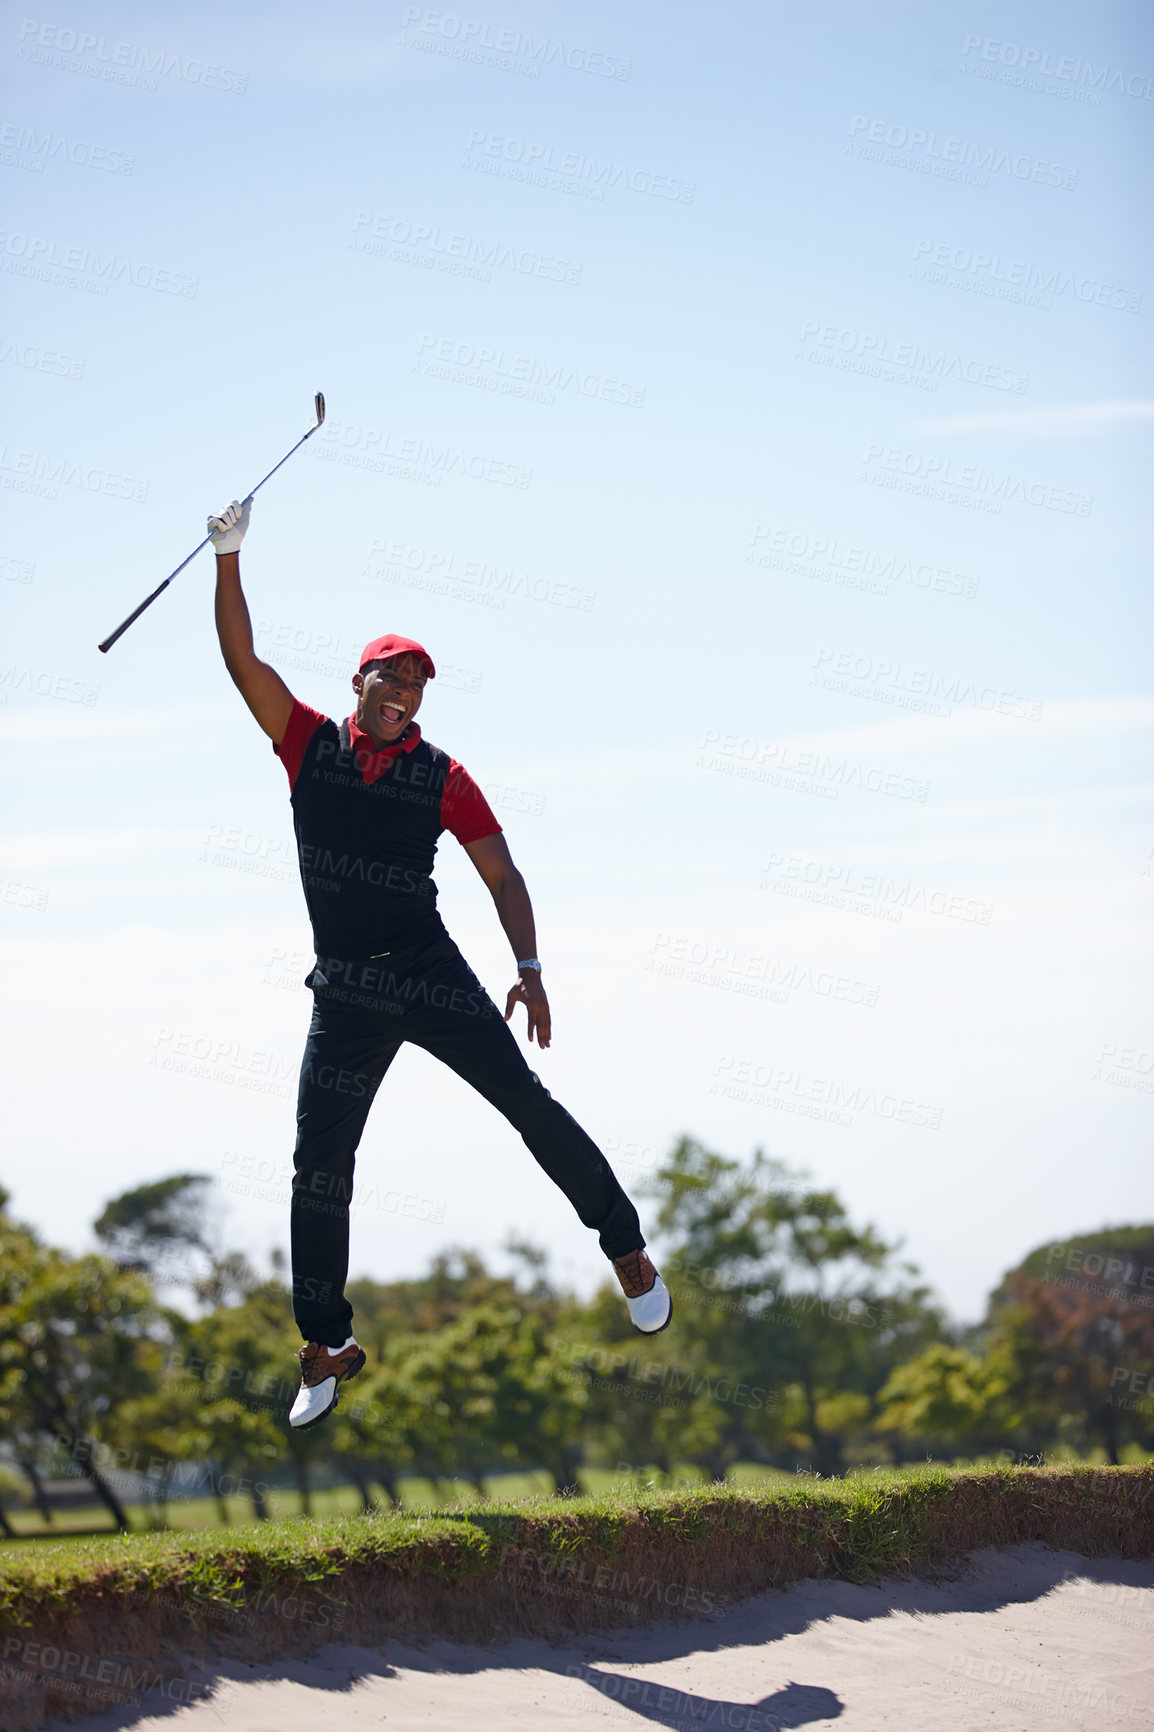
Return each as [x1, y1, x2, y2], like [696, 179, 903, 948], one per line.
[0, 1461, 1148, 1732]
[2, 1462, 1150, 1631]
[0, 1464, 759, 1550]
[6, 1452, 1147, 1555]
[1, 1472, 557, 1545]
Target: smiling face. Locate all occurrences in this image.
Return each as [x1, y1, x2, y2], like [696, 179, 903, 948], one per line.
[351, 652, 428, 749]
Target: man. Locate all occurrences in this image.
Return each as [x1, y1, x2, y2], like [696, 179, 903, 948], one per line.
[207, 497, 672, 1431]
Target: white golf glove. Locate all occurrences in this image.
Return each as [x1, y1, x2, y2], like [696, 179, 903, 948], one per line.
[207, 497, 251, 556]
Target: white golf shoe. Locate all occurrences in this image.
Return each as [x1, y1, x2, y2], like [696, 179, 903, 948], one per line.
[613, 1249, 673, 1334]
[289, 1337, 366, 1430]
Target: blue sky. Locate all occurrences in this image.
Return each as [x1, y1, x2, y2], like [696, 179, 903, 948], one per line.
[2, 0, 1151, 1322]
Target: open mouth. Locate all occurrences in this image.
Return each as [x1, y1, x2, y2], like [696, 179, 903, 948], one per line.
[377, 701, 405, 728]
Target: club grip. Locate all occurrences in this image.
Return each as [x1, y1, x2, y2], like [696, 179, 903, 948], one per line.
[98, 578, 172, 652]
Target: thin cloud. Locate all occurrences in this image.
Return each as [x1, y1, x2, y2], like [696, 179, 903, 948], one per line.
[915, 401, 1154, 438]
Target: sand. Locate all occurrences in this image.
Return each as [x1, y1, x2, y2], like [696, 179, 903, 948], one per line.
[41, 1543, 1154, 1731]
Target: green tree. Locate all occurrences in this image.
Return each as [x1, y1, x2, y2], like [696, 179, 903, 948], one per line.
[876, 1342, 1017, 1459]
[0, 1205, 164, 1530]
[167, 1280, 298, 1519]
[93, 1173, 213, 1287]
[394, 1302, 588, 1496]
[644, 1137, 944, 1474]
[328, 1355, 416, 1509]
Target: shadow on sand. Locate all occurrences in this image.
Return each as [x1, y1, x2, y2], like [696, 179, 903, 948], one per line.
[36, 1544, 1154, 1732]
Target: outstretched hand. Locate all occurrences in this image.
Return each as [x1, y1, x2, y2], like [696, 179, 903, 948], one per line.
[207, 497, 251, 555]
[504, 973, 551, 1047]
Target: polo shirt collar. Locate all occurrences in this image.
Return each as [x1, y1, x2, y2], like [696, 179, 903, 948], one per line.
[346, 714, 422, 782]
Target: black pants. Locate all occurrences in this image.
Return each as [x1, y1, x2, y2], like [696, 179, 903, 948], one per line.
[290, 928, 644, 1345]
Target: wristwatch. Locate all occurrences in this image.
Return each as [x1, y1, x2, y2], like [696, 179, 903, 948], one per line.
[517, 958, 542, 971]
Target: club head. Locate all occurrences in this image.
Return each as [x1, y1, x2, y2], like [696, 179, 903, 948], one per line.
[314, 392, 326, 427]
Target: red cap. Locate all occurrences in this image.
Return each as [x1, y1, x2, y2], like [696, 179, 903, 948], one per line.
[359, 633, 435, 679]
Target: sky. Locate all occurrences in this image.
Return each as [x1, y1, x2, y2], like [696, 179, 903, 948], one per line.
[1, 0, 1151, 1325]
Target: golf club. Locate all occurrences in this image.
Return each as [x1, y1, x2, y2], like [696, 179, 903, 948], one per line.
[97, 392, 326, 653]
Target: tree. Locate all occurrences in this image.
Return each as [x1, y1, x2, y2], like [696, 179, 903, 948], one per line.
[977, 1228, 1154, 1463]
[642, 1137, 944, 1474]
[876, 1342, 1017, 1459]
[328, 1357, 416, 1509]
[558, 1292, 727, 1486]
[0, 1206, 164, 1530]
[93, 1174, 214, 1291]
[988, 1269, 1154, 1464]
[168, 1280, 298, 1519]
[393, 1303, 588, 1496]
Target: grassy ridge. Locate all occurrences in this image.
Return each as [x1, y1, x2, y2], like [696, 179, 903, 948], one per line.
[1, 1466, 1152, 1729]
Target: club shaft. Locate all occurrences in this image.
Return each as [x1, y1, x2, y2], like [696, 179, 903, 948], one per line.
[98, 412, 324, 653]
[241, 425, 320, 503]
[98, 535, 214, 652]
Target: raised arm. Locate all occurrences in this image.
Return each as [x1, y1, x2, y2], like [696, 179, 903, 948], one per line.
[463, 831, 551, 1047]
[209, 499, 295, 746]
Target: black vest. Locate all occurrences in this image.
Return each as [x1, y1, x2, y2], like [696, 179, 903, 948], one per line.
[290, 719, 450, 960]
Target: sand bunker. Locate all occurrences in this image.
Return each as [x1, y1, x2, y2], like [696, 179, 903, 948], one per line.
[42, 1543, 1153, 1730]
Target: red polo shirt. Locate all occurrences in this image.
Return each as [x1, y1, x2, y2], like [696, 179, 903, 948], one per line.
[274, 699, 502, 845]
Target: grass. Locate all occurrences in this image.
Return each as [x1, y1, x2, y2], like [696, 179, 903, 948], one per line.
[2, 1462, 1150, 1625]
[13, 1449, 1142, 1550]
[0, 1464, 784, 1549]
[2, 1463, 1150, 1731]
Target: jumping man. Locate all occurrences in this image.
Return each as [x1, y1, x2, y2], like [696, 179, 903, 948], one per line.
[207, 497, 672, 1429]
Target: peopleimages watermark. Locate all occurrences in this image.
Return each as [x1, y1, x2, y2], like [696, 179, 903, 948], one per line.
[0, 334, 85, 379]
[311, 418, 531, 490]
[0, 122, 134, 176]
[262, 945, 311, 993]
[846, 114, 1078, 189]
[253, 614, 481, 694]
[1061, 1575, 1154, 1637]
[646, 932, 880, 1008]
[859, 442, 1092, 518]
[695, 730, 929, 804]
[560, 1674, 775, 1731]
[811, 647, 1043, 721]
[254, 619, 361, 681]
[960, 33, 1154, 101]
[0, 877, 49, 911]
[14, 19, 248, 93]
[50, 1430, 270, 1507]
[351, 209, 582, 285]
[1107, 1367, 1154, 1412]
[413, 332, 646, 408]
[796, 320, 1027, 394]
[746, 524, 977, 601]
[148, 1029, 294, 1097]
[945, 1650, 1146, 1722]
[909, 238, 1141, 314]
[560, 1339, 773, 1412]
[1, 1637, 210, 1714]
[672, 1259, 892, 1332]
[399, 8, 631, 80]
[0, 444, 147, 504]
[1044, 1240, 1154, 1297]
[363, 536, 595, 612]
[760, 852, 994, 927]
[0, 230, 198, 298]
[1092, 1039, 1154, 1095]
[0, 553, 35, 582]
[218, 1149, 447, 1224]
[709, 1055, 944, 1131]
[0, 664, 98, 704]
[464, 129, 696, 204]
[485, 781, 547, 817]
[198, 823, 295, 884]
